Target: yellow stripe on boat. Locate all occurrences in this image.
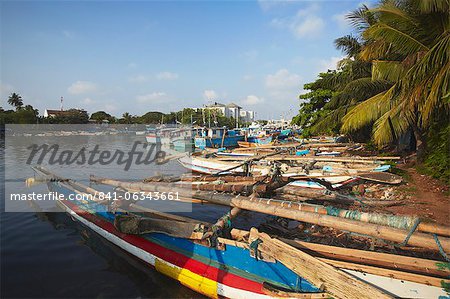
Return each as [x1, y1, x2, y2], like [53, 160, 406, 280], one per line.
[155, 258, 218, 299]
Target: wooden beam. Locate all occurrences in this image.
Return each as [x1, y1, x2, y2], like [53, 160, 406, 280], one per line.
[250, 228, 393, 299]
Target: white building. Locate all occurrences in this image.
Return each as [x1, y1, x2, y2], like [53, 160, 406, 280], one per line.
[240, 110, 255, 123]
[203, 102, 255, 123]
[266, 118, 291, 128]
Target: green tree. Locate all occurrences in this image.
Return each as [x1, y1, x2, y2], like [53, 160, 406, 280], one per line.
[90, 111, 114, 123]
[7, 93, 24, 110]
[49, 109, 89, 124]
[341, 0, 449, 155]
[120, 112, 134, 124]
[140, 111, 164, 124]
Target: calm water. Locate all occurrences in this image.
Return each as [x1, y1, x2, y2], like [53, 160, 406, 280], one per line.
[1, 134, 266, 298]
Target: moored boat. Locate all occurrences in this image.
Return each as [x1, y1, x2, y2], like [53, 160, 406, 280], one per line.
[31, 167, 449, 299]
[194, 127, 245, 149]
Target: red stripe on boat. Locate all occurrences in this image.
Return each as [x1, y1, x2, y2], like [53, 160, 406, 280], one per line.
[65, 201, 264, 294]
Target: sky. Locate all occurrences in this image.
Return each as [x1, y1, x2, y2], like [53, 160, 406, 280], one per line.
[1, 0, 370, 120]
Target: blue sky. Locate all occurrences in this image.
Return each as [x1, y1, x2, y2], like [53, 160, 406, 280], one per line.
[1, 0, 370, 119]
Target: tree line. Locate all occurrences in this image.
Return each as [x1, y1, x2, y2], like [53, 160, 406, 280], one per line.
[292, 0, 449, 180]
[1, 93, 251, 127]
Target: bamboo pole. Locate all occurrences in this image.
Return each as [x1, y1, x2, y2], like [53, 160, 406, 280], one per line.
[250, 228, 393, 299]
[90, 176, 450, 250]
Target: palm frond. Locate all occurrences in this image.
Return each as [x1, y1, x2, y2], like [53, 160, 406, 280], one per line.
[372, 103, 413, 145]
[371, 1, 418, 27]
[372, 60, 405, 82]
[341, 86, 397, 133]
[415, 0, 450, 13]
[311, 107, 350, 134]
[359, 39, 396, 61]
[421, 62, 450, 125]
[363, 23, 429, 56]
[347, 4, 376, 32]
[334, 35, 362, 57]
[401, 32, 450, 91]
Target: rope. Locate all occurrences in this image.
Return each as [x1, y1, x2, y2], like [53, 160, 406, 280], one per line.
[434, 234, 450, 262]
[397, 218, 421, 247]
[249, 238, 263, 261]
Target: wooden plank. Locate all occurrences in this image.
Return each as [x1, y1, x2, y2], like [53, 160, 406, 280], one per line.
[320, 258, 448, 287]
[250, 228, 393, 299]
[280, 238, 450, 279]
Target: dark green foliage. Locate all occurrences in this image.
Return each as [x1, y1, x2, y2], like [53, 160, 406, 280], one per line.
[1, 95, 39, 124]
[90, 111, 115, 123]
[7, 93, 23, 110]
[47, 109, 89, 124]
[418, 122, 450, 182]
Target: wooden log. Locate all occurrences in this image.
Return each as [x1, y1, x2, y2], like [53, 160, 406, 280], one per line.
[320, 258, 447, 287]
[237, 198, 450, 252]
[250, 228, 393, 299]
[37, 167, 446, 292]
[90, 176, 450, 251]
[280, 238, 450, 279]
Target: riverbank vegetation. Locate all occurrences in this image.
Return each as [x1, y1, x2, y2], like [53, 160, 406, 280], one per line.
[1, 95, 250, 127]
[293, 0, 449, 180]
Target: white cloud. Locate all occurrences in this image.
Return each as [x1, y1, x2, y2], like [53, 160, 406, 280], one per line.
[318, 56, 345, 72]
[156, 71, 179, 80]
[242, 95, 264, 105]
[0, 82, 14, 99]
[258, 0, 296, 12]
[81, 97, 95, 105]
[104, 104, 118, 113]
[129, 75, 150, 83]
[260, 69, 303, 119]
[332, 12, 349, 29]
[265, 69, 301, 90]
[270, 4, 324, 38]
[203, 90, 218, 101]
[136, 92, 167, 103]
[68, 81, 97, 94]
[293, 16, 324, 38]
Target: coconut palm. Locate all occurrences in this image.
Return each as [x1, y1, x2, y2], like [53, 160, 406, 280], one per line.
[341, 0, 450, 153]
[121, 112, 133, 124]
[7, 93, 23, 110]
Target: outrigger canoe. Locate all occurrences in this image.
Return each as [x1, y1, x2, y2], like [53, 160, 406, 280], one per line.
[31, 167, 449, 299]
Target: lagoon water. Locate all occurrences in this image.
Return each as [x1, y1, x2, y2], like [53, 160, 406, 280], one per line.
[1, 133, 267, 298]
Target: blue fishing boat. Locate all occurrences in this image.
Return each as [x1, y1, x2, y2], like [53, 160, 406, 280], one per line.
[194, 127, 245, 149]
[31, 167, 324, 298]
[30, 166, 448, 299]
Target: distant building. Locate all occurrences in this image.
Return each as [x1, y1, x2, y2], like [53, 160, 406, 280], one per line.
[202, 102, 255, 123]
[44, 108, 87, 118]
[240, 110, 255, 123]
[204, 102, 227, 116]
[225, 103, 242, 120]
[266, 118, 291, 128]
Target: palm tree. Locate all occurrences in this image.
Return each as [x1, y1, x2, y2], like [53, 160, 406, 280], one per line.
[7, 93, 23, 110]
[121, 112, 133, 124]
[341, 0, 449, 155]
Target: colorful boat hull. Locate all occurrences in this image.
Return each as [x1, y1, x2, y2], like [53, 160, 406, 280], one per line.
[195, 135, 245, 149]
[45, 180, 321, 299]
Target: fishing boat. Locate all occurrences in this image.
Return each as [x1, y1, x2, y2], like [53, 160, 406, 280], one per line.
[145, 128, 162, 144]
[30, 167, 449, 298]
[194, 127, 245, 149]
[247, 135, 273, 145]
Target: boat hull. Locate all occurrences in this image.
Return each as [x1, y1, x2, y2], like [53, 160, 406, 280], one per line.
[195, 136, 245, 149]
[47, 181, 320, 299]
